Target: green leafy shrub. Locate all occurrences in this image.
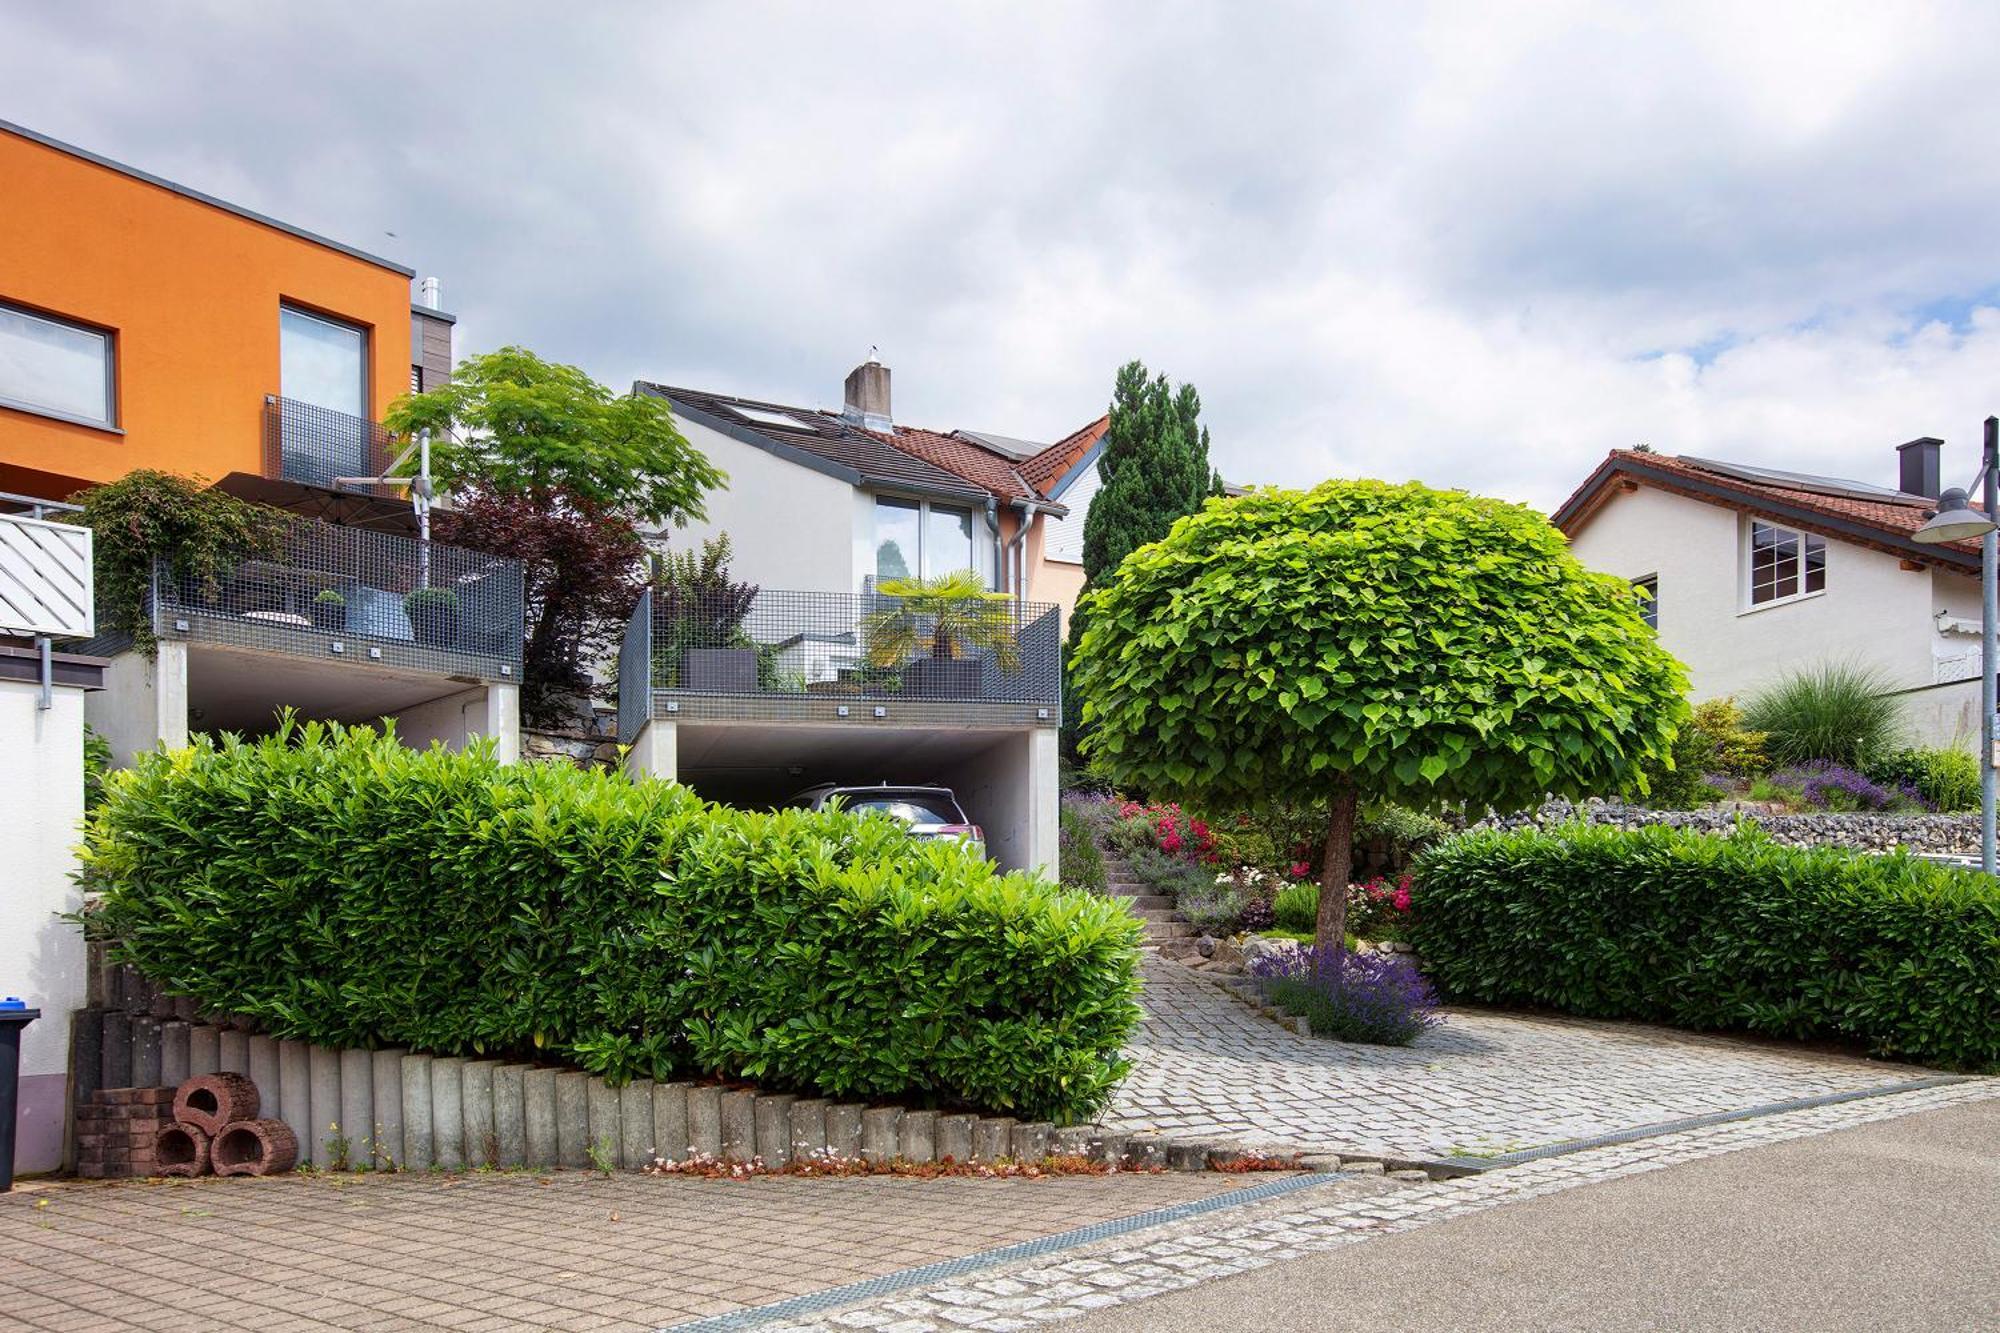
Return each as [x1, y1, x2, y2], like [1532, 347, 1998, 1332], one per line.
[73, 469, 291, 654]
[1273, 881, 1318, 934]
[1744, 663, 1903, 768]
[81, 721, 1142, 1122]
[1866, 747, 1980, 813]
[1059, 797, 1109, 895]
[1413, 823, 2000, 1071]
[1631, 697, 1768, 809]
[82, 725, 112, 811]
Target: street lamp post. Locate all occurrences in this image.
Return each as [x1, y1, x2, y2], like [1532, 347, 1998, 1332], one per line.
[1912, 416, 2000, 875]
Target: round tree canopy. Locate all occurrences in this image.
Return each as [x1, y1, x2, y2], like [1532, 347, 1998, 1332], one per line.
[1071, 479, 1689, 811]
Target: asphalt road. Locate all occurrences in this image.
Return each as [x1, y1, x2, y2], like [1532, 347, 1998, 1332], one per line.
[1075, 1097, 2000, 1332]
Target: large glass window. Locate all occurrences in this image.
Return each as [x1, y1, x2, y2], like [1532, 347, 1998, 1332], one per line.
[0, 300, 114, 427]
[1748, 521, 1825, 606]
[281, 306, 366, 416]
[279, 305, 369, 487]
[925, 504, 975, 577]
[870, 496, 980, 587]
[875, 496, 921, 582]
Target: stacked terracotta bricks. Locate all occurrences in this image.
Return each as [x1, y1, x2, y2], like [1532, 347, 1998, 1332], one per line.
[75, 1087, 176, 1179]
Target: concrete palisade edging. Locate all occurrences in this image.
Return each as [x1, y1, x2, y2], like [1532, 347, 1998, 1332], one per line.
[71, 961, 1454, 1179]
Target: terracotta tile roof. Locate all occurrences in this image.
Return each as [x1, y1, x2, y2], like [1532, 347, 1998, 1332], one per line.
[865, 425, 1052, 507]
[1553, 448, 1980, 570]
[1020, 415, 1109, 497]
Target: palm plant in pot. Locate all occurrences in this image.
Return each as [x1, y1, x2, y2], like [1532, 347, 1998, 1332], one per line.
[863, 570, 1021, 697]
[404, 586, 461, 648]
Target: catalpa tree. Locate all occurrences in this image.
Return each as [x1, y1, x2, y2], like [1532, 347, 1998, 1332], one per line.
[1070, 479, 1688, 949]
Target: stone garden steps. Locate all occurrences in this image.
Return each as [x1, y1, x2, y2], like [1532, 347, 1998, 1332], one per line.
[1097, 850, 1199, 947]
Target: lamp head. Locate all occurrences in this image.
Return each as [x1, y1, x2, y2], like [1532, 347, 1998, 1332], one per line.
[1913, 486, 1996, 545]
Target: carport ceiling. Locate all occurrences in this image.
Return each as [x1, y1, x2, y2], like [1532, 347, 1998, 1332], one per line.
[188, 645, 473, 733]
[676, 724, 1016, 777]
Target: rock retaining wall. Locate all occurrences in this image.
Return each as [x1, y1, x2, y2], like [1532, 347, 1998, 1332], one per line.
[1476, 799, 1981, 856]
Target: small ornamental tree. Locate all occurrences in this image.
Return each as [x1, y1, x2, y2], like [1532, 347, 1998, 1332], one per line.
[387, 348, 724, 722]
[1070, 480, 1689, 949]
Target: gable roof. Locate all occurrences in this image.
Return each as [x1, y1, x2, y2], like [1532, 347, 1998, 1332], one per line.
[1553, 448, 1980, 572]
[636, 382, 990, 505]
[1021, 415, 1109, 497]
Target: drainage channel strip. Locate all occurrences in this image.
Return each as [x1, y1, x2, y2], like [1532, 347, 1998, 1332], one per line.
[662, 1170, 1353, 1332]
[1423, 1074, 1976, 1174]
[670, 1074, 1976, 1331]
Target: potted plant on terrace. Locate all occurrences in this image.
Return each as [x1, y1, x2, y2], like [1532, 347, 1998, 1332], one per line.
[863, 571, 1021, 698]
[653, 535, 761, 691]
[310, 588, 347, 632]
[404, 586, 460, 649]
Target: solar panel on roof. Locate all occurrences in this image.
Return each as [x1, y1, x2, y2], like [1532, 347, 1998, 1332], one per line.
[1680, 456, 1929, 507]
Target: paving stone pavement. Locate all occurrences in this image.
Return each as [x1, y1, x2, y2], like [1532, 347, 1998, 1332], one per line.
[1107, 955, 1931, 1157]
[760, 1078, 2000, 1333]
[0, 1169, 1256, 1332]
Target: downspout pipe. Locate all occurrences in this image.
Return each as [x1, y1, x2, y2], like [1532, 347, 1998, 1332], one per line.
[983, 499, 1002, 592]
[1004, 476, 1063, 607]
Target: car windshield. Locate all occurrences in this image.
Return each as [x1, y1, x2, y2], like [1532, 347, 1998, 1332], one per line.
[838, 794, 963, 824]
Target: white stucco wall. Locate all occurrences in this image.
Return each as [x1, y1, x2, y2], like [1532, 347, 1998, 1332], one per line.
[85, 642, 188, 768]
[664, 417, 857, 594]
[384, 683, 520, 763]
[1567, 485, 1981, 747]
[0, 675, 90, 1175]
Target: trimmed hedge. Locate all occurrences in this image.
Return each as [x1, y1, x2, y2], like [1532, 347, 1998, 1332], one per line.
[1412, 823, 2000, 1071]
[81, 721, 1142, 1122]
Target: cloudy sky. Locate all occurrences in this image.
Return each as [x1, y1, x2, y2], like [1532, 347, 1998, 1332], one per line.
[8, 1, 2000, 509]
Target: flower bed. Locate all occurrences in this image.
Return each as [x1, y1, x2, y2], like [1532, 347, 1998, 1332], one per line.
[1248, 944, 1440, 1045]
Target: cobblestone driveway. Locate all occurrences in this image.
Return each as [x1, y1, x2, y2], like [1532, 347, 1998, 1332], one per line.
[0, 1170, 1254, 1331]
[1108, 957, 1927, 1157]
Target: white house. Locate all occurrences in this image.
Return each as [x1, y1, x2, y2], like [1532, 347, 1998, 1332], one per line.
[620, 360, 1076, 875]
[1553, 439, 1983, 748]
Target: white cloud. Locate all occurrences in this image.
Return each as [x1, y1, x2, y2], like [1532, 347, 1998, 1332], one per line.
[6, 1, 2000, 510]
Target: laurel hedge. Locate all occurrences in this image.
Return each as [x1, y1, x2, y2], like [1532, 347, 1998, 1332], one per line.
[1412, 822, 2000, 1071]
[80, 721, 1142, 1122]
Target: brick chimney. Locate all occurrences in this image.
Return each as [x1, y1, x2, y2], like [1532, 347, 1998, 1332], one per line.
[1897, 437, 1943, 499]
[842, 352, 892, 432]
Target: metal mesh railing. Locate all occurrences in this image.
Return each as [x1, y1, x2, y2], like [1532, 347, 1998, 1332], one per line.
[262, 395, 398, 494]
[618, 586, 1060, 736]
[153, 517, 523, 680]
[616, 592, 653, 743]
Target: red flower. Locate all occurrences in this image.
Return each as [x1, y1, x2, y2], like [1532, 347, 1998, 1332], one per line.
[1392, 888, 1413, 912]
[1189, 820, 1210, 839]
[1290, 861, 1311, 879]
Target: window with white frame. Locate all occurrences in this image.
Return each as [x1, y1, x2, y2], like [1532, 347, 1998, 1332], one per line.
[1747, 520, 1825, 606]
[0, 299, 116, 428]
[867, 495, 978, 588]
[1633, 574, 1658, 629]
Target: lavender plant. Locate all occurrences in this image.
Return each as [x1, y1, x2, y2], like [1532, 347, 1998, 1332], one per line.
[1248, 945, 1441, 1045]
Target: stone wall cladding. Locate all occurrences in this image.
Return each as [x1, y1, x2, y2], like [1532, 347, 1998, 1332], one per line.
[1477, 798, 1981, 856]
[521, 728, 621, 770]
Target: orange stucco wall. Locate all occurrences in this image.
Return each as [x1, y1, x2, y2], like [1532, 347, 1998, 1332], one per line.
[0, 126, 413, 500]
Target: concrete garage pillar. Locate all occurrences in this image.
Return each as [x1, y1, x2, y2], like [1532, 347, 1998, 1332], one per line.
[623, 718, 677, 783]
[386, 684, 521, 765]
[946, 727, 1061, 879]
[86, 642, 187, 769]
[0, 652, 103, 1175]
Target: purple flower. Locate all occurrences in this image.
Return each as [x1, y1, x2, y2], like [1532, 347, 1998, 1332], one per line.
[1248, 945, 1441, 1046]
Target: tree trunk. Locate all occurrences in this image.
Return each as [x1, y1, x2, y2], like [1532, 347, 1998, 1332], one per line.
[1313, 782, 1359, 952]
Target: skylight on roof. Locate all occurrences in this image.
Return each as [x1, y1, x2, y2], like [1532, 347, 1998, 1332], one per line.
[731, 404, 816, 431]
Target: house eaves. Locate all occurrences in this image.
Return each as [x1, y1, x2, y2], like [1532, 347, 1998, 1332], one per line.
[1554, 452, 1980, 575]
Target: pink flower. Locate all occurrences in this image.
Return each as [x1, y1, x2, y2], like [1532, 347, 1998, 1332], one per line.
[1290, 861, 1311, 879]
[1189, 820, 1210, 839]
[1392, 888, 1413, 912]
